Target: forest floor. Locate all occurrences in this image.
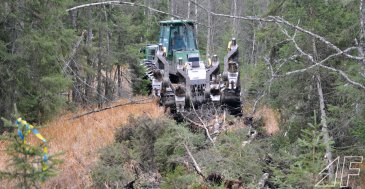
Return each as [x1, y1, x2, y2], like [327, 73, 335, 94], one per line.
[0, 97, 164, 189]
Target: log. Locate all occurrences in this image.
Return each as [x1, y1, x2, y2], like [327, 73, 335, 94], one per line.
[71, 97, 152, 119]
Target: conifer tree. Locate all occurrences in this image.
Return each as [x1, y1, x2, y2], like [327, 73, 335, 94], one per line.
[0, 118, 62, 188]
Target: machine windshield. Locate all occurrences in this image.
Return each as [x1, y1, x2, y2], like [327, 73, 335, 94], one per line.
[159, 24, 197, 54]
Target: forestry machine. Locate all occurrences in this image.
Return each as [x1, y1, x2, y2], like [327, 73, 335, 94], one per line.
[140, 20, 241, 115]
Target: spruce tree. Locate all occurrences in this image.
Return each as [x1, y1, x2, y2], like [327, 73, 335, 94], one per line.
[0, 118, 62, 188]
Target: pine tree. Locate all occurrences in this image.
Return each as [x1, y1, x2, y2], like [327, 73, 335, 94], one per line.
[0, 118, 62, 188]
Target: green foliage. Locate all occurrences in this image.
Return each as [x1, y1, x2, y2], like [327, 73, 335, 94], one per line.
[92, 116, 176, 188]
[130, 62, 152, 95]
[270, 120, 327, 188]
[0, 0, 74, 122]
[94, 116, 233, 188]
[160, 165, 200, 189]
[154, 124, 206, 174]
[242, 61, 270, 98]
[91, 143, 135, 188]
[197, 128, 266, 185]
[0, 119, 62, 188]
[254, 0, 365, 152]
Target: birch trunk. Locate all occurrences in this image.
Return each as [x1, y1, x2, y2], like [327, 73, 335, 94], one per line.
[360, 0, 365, 76]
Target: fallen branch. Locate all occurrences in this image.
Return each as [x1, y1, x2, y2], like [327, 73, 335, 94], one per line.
[242, 129, 257, 147]
[183, 143, 205, 179]
[257, 173, 269, 189]
[190, 101, 215, 144]
[71, 97, 153, 119]
[180, 111, 215, 144]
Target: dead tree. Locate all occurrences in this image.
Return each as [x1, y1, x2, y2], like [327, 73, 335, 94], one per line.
[316, 75, 334, 180]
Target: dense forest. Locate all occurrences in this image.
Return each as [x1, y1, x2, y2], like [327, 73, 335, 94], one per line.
[0, 0, 365, 188]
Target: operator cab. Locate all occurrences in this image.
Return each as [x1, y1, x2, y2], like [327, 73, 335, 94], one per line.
[159, 20, 198, 56]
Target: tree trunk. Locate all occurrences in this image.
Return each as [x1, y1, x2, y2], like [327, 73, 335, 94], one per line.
[206, 0, 212, 57]
[360, 0, 365, 76]
[103, 7, 113, 103]
[250, 27, 256, 65]
[85, 8, 94, 104]
[69, 10, 77, 29]
[69, 6, 84, 105]
[316, 75, 334, 180]
[70, 59, 83, 104]
[170, 0, 174, 16]
[194, 0, 198, 34]
[361, 0, 365, 55]
[97, 28, 103, 108]
[145, 0, 151, 41]
[313, 36, 333, 180]
[232, 0, 237, 36]
[187, 0, 191, 19]
[117, 65, 122, 97]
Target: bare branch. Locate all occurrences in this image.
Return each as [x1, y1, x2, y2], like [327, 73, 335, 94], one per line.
[180, 112, 204, 127]
[183, 143, 205, 179]
[274, 29, 365, 90]
[60, 30, 86, 74]
[67, 1, 181, 19]
[271, 16, 363, 61]
[66, 1, 211, 28]
[189, 0, 363, 62]
[190, 102, 215, 144]
[317, 63, 365, 90]
[69, 1, 364, 62]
